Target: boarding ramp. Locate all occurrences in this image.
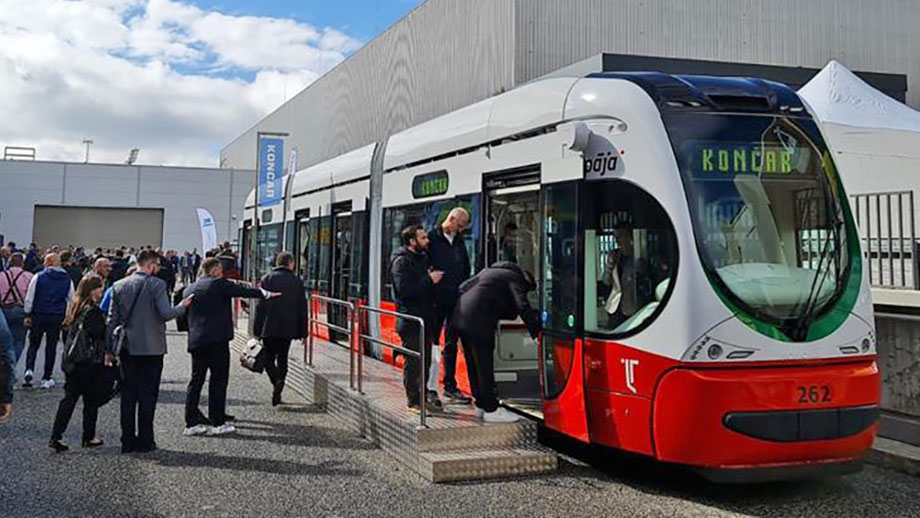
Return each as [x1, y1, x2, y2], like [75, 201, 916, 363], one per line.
[232, 293, 556, 483]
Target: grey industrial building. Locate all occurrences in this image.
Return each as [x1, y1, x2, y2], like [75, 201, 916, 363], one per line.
[220, 0, 920, 172]
[0, 160, 251, 253]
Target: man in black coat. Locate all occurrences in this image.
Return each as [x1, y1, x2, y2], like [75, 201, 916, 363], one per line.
[389, 225, 444, 412]
[181, 258, 274, 436]
[452, 262, 541, 423]
[426, 207, 472, 404]
[255, 251, 308, 406]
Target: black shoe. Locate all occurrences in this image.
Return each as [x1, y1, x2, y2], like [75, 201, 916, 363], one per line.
[49, 439, 69, 452]
[135, 442, 157, 453]
[443, 389, 473, 405]
[82, 438, 104, 448]
[426, 394, 444, 411]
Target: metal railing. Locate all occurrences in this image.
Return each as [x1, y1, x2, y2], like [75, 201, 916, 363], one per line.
[355, 303, 429, 428]
[306, 293, 356, 390]
[851, 191, 919, 290]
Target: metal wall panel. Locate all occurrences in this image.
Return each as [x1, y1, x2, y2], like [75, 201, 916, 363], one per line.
[32, 205, 164, 250]
[220, 0, 515, 171]
[514, 0, 920, 107]
[0, 161, 251, 252]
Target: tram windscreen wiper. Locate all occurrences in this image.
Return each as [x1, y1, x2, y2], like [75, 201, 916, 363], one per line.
[791, 220, 841, 341]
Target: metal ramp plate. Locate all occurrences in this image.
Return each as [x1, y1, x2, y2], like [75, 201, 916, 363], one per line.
[232, 326, 557, 482]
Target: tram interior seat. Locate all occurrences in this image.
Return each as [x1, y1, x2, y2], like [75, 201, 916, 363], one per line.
[612, 278, 671, 334]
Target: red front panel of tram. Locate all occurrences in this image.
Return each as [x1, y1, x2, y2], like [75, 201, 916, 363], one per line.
[653, 360, 880, 468]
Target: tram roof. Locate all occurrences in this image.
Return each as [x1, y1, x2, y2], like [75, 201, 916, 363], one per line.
[274, 71, 808, 201]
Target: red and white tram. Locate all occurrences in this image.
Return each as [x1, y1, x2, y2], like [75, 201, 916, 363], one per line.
[240, 73, 879, 481]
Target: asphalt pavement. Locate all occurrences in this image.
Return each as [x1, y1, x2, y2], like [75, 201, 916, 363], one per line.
[2, 331, 920, 518]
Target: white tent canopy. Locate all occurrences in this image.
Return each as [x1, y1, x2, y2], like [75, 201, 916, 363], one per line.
[799, 60, 920, 195]
[800, 60, 920, 134]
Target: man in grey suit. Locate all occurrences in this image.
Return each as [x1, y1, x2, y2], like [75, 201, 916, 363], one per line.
[107, 250, 193, 453]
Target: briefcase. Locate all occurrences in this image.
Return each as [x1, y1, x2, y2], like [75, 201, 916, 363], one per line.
[240, 337, 265, 373]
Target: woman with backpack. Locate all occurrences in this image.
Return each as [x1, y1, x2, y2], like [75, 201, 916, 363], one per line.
[49, 274, 107, 452]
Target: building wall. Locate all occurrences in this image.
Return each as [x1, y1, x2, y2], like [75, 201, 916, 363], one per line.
[515, 0, 920, 107]
[222, 0, 920, 172]
[0, 160, 251, 252]
[220, 0, 515, 171]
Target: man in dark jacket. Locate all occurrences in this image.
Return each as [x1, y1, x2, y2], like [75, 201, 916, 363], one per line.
[426, 207, 472, 404]
[182, 258, 272, 436]
[256, 252, 308, 406]
[453, 262, 541, 423]
[390, 225, 444, 412]
[60, 250, 83, 290]
[109, 250, 129, 287]
[23, 253, 74, 388]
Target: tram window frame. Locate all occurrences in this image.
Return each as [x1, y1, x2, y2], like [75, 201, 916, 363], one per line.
[582, 179, 679, 340]
[381, 202, 429, 302]
[380, 196, 480, 302]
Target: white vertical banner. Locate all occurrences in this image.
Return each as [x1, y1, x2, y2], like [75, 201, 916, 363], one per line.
[196, 208, 218, 253]
[287, 147, 298, 177]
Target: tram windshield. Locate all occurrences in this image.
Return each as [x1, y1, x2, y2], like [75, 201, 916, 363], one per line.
[665, 113, 851, 336]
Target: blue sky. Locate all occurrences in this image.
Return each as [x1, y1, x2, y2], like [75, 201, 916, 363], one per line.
[186, 0, 425, 42]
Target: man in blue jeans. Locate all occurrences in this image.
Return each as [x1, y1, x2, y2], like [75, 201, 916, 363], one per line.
[23, 253, 74, 389]
[0, 308, 15, 423]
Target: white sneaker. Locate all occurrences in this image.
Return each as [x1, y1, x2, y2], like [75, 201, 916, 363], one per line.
[482, 408, 521, 423]
[183, 424, 210, 436]
[40, 379, 56, 389]
[207, 423, 236, 436]
[22, 370, 33, 388]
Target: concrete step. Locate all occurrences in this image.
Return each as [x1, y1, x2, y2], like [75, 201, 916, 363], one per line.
[420, 447, 558, 483]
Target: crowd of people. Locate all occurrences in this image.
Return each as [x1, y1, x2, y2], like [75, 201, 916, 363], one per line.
[0, 240, 300, 454]
[0, 206, 541, 448]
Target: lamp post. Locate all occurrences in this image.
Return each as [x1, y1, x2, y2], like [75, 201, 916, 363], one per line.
[252, 131, 289, 281]
[82, 138, 93, 163]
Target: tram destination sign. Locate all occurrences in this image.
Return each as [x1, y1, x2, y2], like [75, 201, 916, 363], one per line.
[412, 170, 449, 199]
[686, 141, 811, 178]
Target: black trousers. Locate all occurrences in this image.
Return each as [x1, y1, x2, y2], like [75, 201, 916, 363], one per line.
[457, 331, 498, 412]
[51, 363, 102, 442]
[263, 338, 292, 388]
[398, 324, 433, 407]
[432, 303, 459, 392]
[120, 354, 163, 451]
[185, 342, 230, 427]
[26, 313, 63, 380]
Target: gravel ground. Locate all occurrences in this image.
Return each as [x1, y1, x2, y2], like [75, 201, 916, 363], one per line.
[2, 332, 920, 518]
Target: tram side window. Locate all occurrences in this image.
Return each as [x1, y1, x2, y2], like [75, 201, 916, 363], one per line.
[584, 181, 678, 336]
[257, 223, 283, 279]
[425, 195, 481, 275]
[316, 216, 332, 295]
[381, 203, 428, 301]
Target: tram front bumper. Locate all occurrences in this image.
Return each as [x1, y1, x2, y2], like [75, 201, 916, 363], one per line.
[652, 359, 880, 470]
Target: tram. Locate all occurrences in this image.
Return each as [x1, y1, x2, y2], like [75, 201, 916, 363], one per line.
[240, 73, 879, 481]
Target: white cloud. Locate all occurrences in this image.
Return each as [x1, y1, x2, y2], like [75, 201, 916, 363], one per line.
[0, 0, 362, 166]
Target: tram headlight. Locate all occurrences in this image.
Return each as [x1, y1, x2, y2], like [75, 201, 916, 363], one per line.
[707, 344, 723, 360]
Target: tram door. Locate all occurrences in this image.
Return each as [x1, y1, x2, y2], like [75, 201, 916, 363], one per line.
[294, 209, 311, 284]
[329, 202, 352, 342]
[483, 170, 542, 415]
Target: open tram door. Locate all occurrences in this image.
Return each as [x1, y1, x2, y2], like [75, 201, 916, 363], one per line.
[482, 168, 543, 417]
